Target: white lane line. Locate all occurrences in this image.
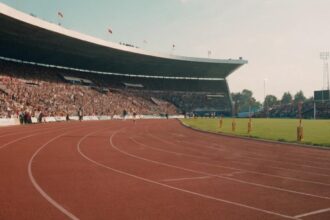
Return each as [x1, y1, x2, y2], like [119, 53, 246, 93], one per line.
[165, 124, 330, 168]
[177, 132, 330, 167]
[236, 155, 330, 172]
[130, 137, 207, 160]
[178, 137, 330, 165]
[113, 132, 330, 201]
[0, 125, 73, 150]
[145, 129, 213, 156]
[194, 161, 330, 187]
[162, 176, 212, 182]
[149, 128, 330, 176]
[294, 207, 330, 218]
[0, 128, 40, 138]
[1, 133, 40, 149]
[176, 124, 330, 162]
[76, 129, 298, 220]
[160, 132, 330, 173]
[171, 133, 186, 137]
[231, 160, 330, 178]
[223, 171, 245, 177]
[28, 129, 82, 220]
[0, 125, 64, 139]
[132, 135, 330, 187]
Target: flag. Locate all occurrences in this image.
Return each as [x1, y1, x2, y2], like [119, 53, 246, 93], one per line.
[58, 11, 64, 18]
[108, 28, 113, 34]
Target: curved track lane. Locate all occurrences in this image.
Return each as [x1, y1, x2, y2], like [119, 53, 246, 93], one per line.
[0, 120, 329, 220]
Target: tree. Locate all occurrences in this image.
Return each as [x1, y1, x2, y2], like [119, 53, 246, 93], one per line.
[281, 92, 292, 105]
[241, 89, 253, 101]
[249, 97, 262, 112]
[231, 92, 242, 103]
[231, 89, 253, 112]
[264, 95, 278, 108]
[294, 91, 306, 103]
[231, 89, 261, 113]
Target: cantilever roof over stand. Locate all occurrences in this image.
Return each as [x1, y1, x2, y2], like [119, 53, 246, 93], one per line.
[0, 3, 247, 79]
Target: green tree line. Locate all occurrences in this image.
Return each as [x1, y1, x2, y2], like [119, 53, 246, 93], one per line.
[231, 90, 311, 113]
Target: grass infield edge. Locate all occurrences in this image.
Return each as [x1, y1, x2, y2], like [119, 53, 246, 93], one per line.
[177, 119, 330, 151]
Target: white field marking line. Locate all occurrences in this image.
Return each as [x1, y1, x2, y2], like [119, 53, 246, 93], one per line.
[231, 160, 330, 178]
[113, 131, 330, 201]
[164, 132, 330, 172]
[145, 128, 214, 157]
[162, 176, 212, 182]
[294, 207, 330, 218]
[77, 129, 299, 220]
[180, 140, 227, 152]
[171, 133, 186, 138]
[28, 128, 88, 220]
[194, 161, 330, 187]
[179, 139, 330, 168]
[154, 132, 330, 177]
[237, 154, 330, 172]
[223, 171, 246, 177]
[224, 142, 330, 166]
[0, 124, 66, 139]
[130, 137, 208, 160]
[177, 129, 330, 165]
[0, 126, 41, 138]
[0, 130, 28, 138]
[173, 122, 330, 163]
[229, 137, 330, 161]
[144, 123, 330, 181]
[155, 124, 330, 168]
[136, 131, 330, 187]
[137, 138, 330, 196]
[0, 125, 73, 150]
[133, 136, 330, 186]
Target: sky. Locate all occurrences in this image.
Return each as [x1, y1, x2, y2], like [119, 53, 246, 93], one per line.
[2, 0, 330, 101]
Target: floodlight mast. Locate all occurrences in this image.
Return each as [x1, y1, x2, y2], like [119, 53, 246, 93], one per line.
[320, 52, 329, 91]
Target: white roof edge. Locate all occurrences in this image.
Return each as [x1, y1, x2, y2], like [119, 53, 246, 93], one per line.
[0, 3, 247, 65]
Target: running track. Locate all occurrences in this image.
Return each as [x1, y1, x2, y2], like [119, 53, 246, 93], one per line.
[0, 120, 329, 220]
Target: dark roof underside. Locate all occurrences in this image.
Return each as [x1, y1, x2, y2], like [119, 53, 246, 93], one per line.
[0, 13, 245, 78]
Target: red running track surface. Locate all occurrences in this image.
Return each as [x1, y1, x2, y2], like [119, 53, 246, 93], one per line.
[0, 120, 329, 220]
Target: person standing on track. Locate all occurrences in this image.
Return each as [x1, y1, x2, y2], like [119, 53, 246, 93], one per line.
[78, 107, 83, 121]
[133, 111, 137, 123]
[122, 109, 127, 120]
[19, 110, 24, 124]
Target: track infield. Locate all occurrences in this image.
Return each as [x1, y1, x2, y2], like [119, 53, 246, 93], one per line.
[181, 118, 330, 147]
[0, 119, 329, 220]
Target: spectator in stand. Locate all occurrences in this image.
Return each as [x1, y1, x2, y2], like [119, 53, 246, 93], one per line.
[0, 59, 180, 120]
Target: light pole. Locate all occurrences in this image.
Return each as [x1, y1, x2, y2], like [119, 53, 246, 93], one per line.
[263, 78, 268, 106]
[263, 78, 268, 117]
[320, 52, 329, 102]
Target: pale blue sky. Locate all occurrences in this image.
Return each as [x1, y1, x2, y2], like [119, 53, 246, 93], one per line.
[2, 0, 330, 101]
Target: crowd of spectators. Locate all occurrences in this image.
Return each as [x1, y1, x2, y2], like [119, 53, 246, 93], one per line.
[126, 89, 231, 113]
[0, 60, 178, 119]
[0, 59, 234, 119]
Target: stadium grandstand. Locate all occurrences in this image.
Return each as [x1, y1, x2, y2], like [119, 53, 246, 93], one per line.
[0, 3, 247, 121]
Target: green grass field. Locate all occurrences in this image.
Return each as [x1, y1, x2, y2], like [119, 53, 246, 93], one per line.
[181, 118, 330, 147]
